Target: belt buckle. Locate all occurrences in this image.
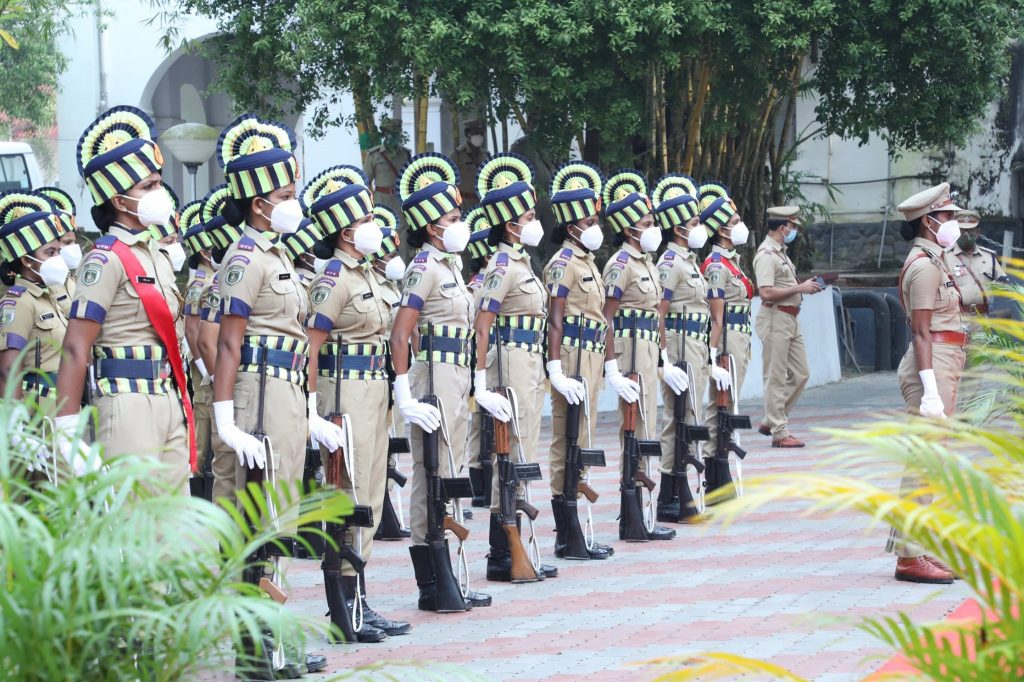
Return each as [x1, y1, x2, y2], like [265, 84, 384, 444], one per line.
[160, 361, 171, 379]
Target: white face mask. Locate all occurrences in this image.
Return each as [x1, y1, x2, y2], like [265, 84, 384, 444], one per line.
[636, 225, 662, 253]
[120, 188, 174, 227]
[686, 224, 708, 250]
[352, 222, 384, 255]
[469, 134, 485, 148]
[313, 257, 329, 273]
[513, 218, 544, 247]
[728, 221, 749, 246]
[164, 242, 187, 271]
[440, 220, 470, 253]
[30, 254, 71, 288]
[577, 223, 604, 251]
[929, 215, 961, 248]
[261, 198, 303, 234]
[60, 243, 83, 270]
[384, 256, 406, 281]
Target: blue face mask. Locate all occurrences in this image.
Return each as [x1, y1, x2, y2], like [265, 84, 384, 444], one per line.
[784, 226, 798, 244]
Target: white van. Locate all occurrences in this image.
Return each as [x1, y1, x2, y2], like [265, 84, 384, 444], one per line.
[0, 141, 43, 192]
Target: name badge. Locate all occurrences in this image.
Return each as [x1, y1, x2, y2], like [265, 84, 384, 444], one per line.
[136, 276, 155, 285]
[582, 276, 594, 282]
[640, 276, 651, 282]
[40, 312, 54, 320]
[278, 273, 291, 281]
[441, 282, 457, 289]
[689, 272, 700, 278]
[945, 279, 955, 288]
[361, 292, 374, 299]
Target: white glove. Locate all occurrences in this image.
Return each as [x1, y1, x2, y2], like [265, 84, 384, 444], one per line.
[394, 373, 442, 432]
[605, 360, 640, 404]
[547, 360, 585, 405]
[709, 347, 733, 391]
[918, 369, 946, 419]
[660, 349, 690, 396]
[308, 394, 346, 452]
[194, 358, 212, 386]
[214, 400, 266, 469]
[53, 413, 99, 476]
[474, 369, 512, 422]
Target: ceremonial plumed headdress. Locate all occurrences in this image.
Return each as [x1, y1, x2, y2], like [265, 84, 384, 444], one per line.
[399, 153, 462, 232]
[35, 186, 77, 233]
[465, 206, 495, 260]
[698, 182, 736, 233]
[602, 169, 651, 234]
[77, 105, 163, 206]
[202, 184, 243, 250]
[0, 192, 67, 264]
[300, 165, 373, 238]
[281, 218, 324, 262]
[652, 174, 701, 232]
[477, 153, 537, 227]
[550, 161, 603, 226]
[218, 114, 299, 201]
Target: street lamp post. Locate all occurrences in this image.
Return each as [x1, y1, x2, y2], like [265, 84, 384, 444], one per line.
[161, 122, 219, 202]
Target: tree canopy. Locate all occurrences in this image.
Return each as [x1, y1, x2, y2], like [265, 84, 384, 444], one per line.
[0, 1, 72, 133]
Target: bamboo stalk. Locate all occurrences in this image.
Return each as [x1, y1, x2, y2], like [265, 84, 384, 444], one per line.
[683, 61, 712, 174]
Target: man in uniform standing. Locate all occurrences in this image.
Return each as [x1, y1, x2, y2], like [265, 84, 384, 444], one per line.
[451, 119, 488, 206]
[363, 117, 412, 232]
[752, 206, 822, 448]
[947, 209, 1008, 316]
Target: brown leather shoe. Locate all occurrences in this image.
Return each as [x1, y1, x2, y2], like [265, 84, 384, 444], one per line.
[895, 557, 954, 584]
[758, 423, 771, 437]
[771, 435, 804, 448]
[925, 556, 959, 579]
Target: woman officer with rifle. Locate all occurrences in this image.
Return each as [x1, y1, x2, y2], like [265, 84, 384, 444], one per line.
[651, 176, 732, 522]
[543, 160, 614, 560]
[600, 170, 676, 543]
[302, 165, 411, 641]
[210, 114, 340, 676]
[389, 153, 491, 613]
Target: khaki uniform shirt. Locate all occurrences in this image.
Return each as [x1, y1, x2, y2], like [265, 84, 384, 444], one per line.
[199, 272, 222, 324]
[657, 241, 710, 316]
[400, 245, 474, 328]
[363, 145, 412, 225]
[479, 242, 547, 318]
[544, 240, 604, 321]
[52, 278, 74, 315]
[295, 265, 317, 292]
[947, 244, 1007, 311]
[307, 249, 390, 346]
[183, 268, 211, 319]
[753, 236, 802, 307]
[0, 276, 68, 372]
[372, 270, 402, 331]
[703, 244, 753, 309]
[901, 238, 964, 333]
[602, 242, 662, 311]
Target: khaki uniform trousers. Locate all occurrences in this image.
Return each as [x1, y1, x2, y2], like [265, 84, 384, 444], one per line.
[319, 376, 389, 576]
[755, 308, 809, 439]
[387, 407, 405, 491]
[95, 391, 190, 495]
[659, 332, 710, 474]
[190, 365, 214, 473]
[408, 361, 470, 546]
[548, 344, 604, 495]
[614, 336, 659, 484]
[486, 345, 544, 513]
[230, 372, 307, 531]
[890, 342, 966, 558]
[702, 331, 752, 460]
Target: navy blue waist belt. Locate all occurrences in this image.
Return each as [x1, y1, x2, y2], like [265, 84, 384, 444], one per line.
[318, 353, 387, 374]
[23, 371, 58, 388]
[420, 335, 472, 356]
[240, 346, 308, 372]
[664, 318, 709, 335]
[613, 316, 658, 333]
[561, 322, 605, 344]
[725, 312, 751, 326]
[488, 326, 544, 346]
[94, 358, 169, 380]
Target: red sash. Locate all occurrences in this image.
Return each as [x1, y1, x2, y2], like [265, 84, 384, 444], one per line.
[110, 240, 197, 472]
[701, 253, 753, 299]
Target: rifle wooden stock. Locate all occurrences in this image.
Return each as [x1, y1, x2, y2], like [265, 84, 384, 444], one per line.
[505, 524, 537, 583]
[516, 499, 539, 520]
[443, 516, 469, 541]
[623, 373, 640, 432]
[578, 481, 599, 503]
[636, 470, 656, 491]
[259, 577, 288, 604]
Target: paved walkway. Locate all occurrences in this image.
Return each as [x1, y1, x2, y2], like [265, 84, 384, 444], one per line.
[283, 372, 970, 681]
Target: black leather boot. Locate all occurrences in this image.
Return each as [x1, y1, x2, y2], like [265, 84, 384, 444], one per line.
[551, 496, 567, 557]
[705, 456, 735, 505]
[340, 576, 387, 642]
[409, 544, 438, 611]
[486, 513, 513, 581]
[554, 495, 612, 560]
[356, 569, 411, 636]
[676, 468, 702, 522]
[656, 472, 681, 521]
[469, 466, 487, 508]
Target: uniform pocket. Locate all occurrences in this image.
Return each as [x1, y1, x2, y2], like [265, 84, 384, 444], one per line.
[270, 276, 300, 319]
[637, 277, 655, 293]
[122, 284, 150, 322]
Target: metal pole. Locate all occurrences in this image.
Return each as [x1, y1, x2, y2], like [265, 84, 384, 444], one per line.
[1003, 229, 1014, 259]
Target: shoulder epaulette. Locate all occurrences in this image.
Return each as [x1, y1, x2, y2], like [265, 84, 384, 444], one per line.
[237, 235, 256, 252]
[93, 235, 116, 251]
[661, 250, 676, 262]
[495, 252, 510, 267]
[977, 245, 996, 255]
[325, 259, 343, 277]
[559, 247, 573, 260]
[413, 251, 429, 264]
[615, 250, 629, 264]
[6, 285, 25, 298]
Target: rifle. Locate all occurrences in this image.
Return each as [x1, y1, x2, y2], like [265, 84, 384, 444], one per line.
[668, 307, 709, 520]
[494, 335, 541, 582]
[561, 323, 606, 558]
[619, 316, 662, 542]
[421, 323, 474, 612]
[374, 434, 409, 540]
[709, 321, 752, 499]
[476, 401, 494, 507]
[321, 340, 376, 641]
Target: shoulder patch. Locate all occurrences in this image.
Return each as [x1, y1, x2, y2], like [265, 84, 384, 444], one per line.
[6, 286, 24, 298]
[549, 265, 566, 282]
[237, 236, 256, 252]
[413, 251, 429, 264]
[325, 259, 343, 277]
[227, 254, 250, 266]
[310, 285, 331, 305]
[495, 252, 510, 267]
[224, 264, 245, 286]
[403, 270, 423, 289]
[81, 261, 103, 286]
[0, 308, 14, 327]
[707, 269, 724, 285]
[185, 282, 203, 304]
[485, 269, 505, 290]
